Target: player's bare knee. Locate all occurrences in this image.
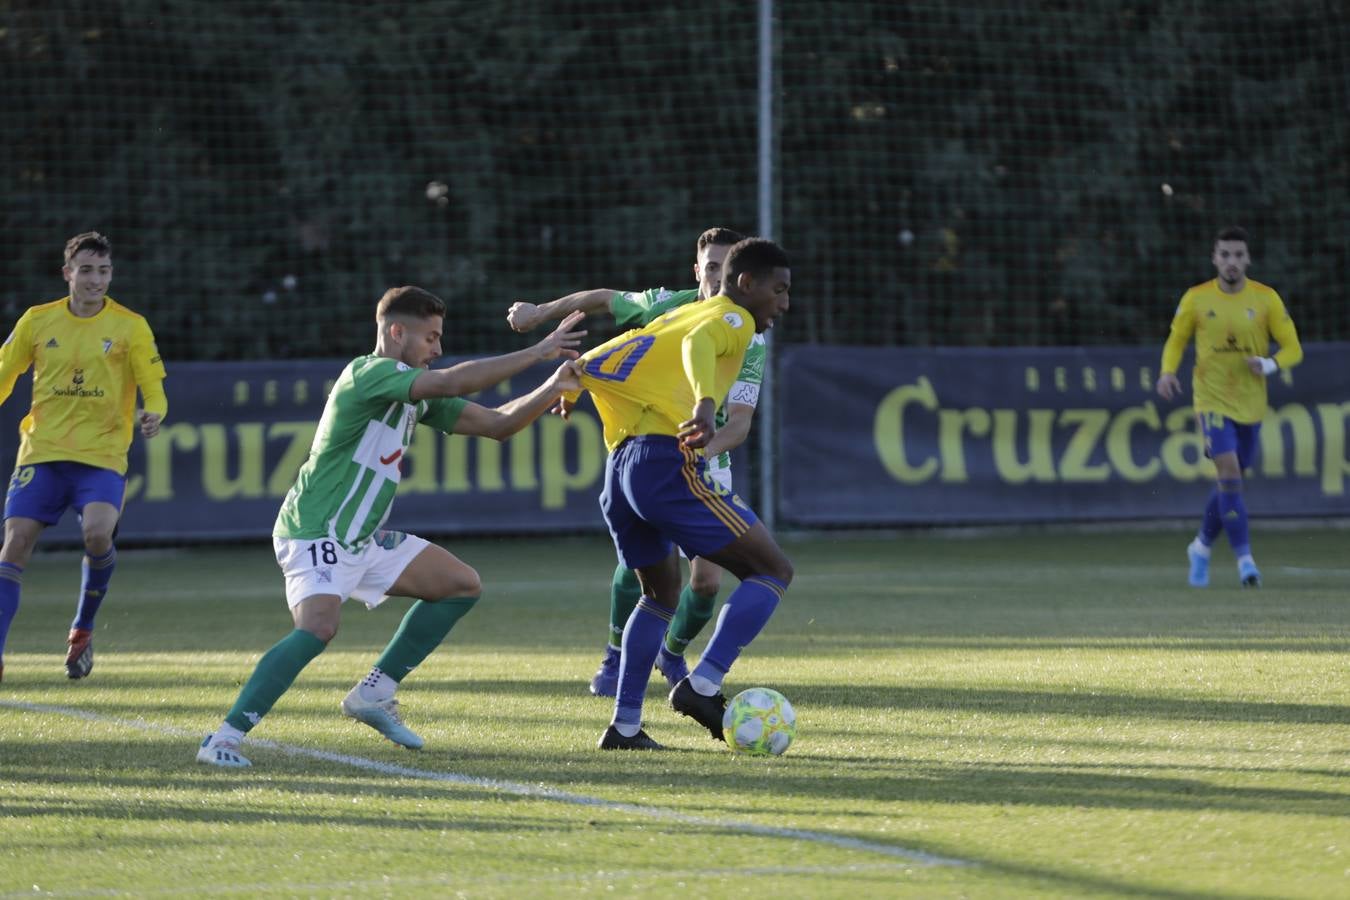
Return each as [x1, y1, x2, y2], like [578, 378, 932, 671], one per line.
[304, 621, 338, 644]
[82, 531, 113, 557]
[449, 566, 482, 599]
[764, 553, 794, 587]
[1, 533, 37, 566]
[689, 571, 721, 596]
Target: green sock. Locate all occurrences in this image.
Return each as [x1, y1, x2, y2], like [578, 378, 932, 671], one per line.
[665, 584, 717, 655]
[608, 564, 642, 648]
[225, 628, 327, 732]
[374, 596, 479, 682]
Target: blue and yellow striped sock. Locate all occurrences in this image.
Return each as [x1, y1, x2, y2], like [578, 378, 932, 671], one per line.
[1217, 478, 1251, 557]
[693, 575, 787, 687]
[0, 563, 23, 659]
[73, 547, 116, 631]
[613, 597, 672, 732]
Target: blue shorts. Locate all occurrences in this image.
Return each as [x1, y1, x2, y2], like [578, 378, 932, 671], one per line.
[4, 462, 126, 526]
[1198, 413, 1261, 470]
[600, 435, 758, 570]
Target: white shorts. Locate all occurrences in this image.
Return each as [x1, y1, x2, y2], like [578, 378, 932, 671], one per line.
[680, 466, 734, 561]
[273, 530, 430, 610]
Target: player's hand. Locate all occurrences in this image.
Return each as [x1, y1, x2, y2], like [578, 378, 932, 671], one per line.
[552, 395, 576, 420]
[1155, 373, 1182, 401]
[549, 360, 582, 394]
[138, 410, 163, 438]
[534, 310, 587, 361]
[678, 398, 717, 449]
[507, 301, 543, 333]
[1244, 356, 1265, 376]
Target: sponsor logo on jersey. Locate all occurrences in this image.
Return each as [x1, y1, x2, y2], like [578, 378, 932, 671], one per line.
[1206, 310, 1217, 318]
[52, 366, 105, 397]
[655, 288, 673, 303]
[46, 337, 59, 348]
[723, 312, 744, 329]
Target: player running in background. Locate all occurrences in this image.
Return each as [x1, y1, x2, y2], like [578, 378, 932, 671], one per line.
[0, 232, 167, 682]
[558, 237, 793, 750]
[507, 227, 765, 695]
[196, 287, 585, 768]
[1156, 226, 1302, 588]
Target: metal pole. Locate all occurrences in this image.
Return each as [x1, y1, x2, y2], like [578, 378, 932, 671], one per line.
[757, 0, 777, 529]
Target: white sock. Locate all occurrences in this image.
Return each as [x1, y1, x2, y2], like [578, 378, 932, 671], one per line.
[612, 721, 640, 738]
[1189, 538, 1211, 559]
[689, 673, 721, 697]
[357, 667, 396, 702]
[215, 723, 245, 746]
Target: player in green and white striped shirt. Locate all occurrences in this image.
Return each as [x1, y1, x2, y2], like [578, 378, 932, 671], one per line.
[197, 286, 585, 768]
[507, 227, 765, 696]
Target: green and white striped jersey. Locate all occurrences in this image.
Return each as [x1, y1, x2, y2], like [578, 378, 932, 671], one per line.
[274, 354, 466, 550]
[610, 287, 766, 472]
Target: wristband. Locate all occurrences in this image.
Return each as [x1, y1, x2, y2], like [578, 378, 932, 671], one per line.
[1259, 357, 1278, 376]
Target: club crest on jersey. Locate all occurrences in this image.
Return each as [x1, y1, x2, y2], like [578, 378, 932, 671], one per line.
[102, 338, 113, 354]
[723, 312, 744, 329]
[1246, 308, 1255, 319]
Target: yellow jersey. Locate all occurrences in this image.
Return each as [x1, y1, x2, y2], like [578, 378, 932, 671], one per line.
[575, 295, 756, 451]
[0, 296, 168, 475]
[1160, 278, 1302, 424]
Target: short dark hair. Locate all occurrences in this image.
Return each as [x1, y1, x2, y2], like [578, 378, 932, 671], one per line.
[64, 231, 112, 266]
[1215, 226, 1249, 245]
[697, 226, 745, 254]
[724, 237, 790, 288]
[376, 286, 446, 321]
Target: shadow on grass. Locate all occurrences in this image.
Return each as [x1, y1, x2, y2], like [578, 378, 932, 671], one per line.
[8, 672, 1347, 726]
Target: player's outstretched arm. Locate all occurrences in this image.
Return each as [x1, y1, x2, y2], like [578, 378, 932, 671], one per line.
[411, 312, 587, 401]
[507, 289, 617, 333]
[448, 361, 582, 441]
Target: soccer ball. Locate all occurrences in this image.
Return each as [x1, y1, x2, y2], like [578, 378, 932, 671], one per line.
[722, 687, 796, 756]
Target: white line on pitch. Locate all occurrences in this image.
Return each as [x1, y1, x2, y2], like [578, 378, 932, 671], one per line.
[1, 698, 969, 868]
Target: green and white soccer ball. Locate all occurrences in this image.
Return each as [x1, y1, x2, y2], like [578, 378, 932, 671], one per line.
[722, 687, 796, 755]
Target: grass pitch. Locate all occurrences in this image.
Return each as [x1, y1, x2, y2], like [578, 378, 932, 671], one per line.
[1, 528, 1346, 898]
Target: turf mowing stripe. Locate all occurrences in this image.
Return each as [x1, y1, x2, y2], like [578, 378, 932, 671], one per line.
[6, 862, 926, 897]
[1, 698, 969, 868]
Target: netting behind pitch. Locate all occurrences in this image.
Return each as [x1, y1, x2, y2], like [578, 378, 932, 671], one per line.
[2, 0, 1346, 360]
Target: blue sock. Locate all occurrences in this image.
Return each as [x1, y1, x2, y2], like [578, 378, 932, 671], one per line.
[612, 598, 672, 731]
[73, 547, 117, 631]
[1199, 488, 1223, 546]
[0, 563, 23, 659]
[1217, 479, 1251, 558]
[692, 576, 787, 685]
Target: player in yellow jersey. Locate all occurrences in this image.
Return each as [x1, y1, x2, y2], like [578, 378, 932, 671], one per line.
[1156, 226, 1302, 588]
[559, 237, 793, 750]
[506, 227, 763, 696]
[0, 233, 168, 682]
